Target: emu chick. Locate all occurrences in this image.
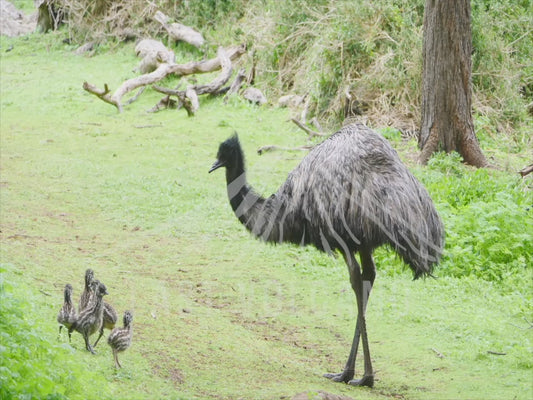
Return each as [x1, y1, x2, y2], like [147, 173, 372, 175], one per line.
[93, 301, 118, 348]
[78, 268, 94, 313]
[70, 280, 108, 353]
[108, 310, 133, 369]
[57, 284, 77, 342]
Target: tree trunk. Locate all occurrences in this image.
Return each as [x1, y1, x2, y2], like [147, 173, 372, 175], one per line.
[419, 0, 488, 167]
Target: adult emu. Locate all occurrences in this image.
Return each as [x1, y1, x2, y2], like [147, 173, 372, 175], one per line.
[209, 123, 444, 387]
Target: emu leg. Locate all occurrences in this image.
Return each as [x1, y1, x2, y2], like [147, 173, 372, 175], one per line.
[347, 248, 376, 387]
[324, 251, 374, 387]
[58, 325, 63, 341]
[83, 332, 96, 354]
[113, 349, 122, 369]
[93, 327, 104, 348]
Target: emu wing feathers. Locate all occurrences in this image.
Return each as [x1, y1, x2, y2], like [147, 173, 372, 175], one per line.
[247, 124, 444, 278]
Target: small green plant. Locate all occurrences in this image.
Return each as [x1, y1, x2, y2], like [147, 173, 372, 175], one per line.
[420, 153, 531, 288]
[0, 265, 111, 400]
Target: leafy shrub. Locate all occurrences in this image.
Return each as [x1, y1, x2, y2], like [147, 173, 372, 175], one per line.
[393, 153, 531, 289]
[0, 265, 110, 400]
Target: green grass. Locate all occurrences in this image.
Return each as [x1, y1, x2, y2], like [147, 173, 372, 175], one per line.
[0, 35, 532, 399]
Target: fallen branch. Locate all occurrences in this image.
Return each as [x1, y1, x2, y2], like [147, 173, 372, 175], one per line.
[134, 39, 175, 73]
[154, 10, 205, 48]
[83, 44, 246, 112]
[171, 44, 245, 76]
[431, 348, 445, 358]
[124, 86, 146, 105]
[152, 47, 232, 116]
[224, 68, 246, 103]
[257, 144, 314, 155]
[487, 350, 506, 356]
[82, 82, 118, 108]
[147, 95, 177, 113]
[519, 163, 533, 177]
[291, 118, 328, 138]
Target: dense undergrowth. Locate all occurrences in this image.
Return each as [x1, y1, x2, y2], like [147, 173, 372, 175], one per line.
[30, 0, 532, 137]
[373, 151, 532, 294]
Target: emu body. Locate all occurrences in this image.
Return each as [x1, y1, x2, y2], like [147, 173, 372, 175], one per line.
[107, 310, 133, 369]
[78, 268, 94, 313]
[93, 302, 118, 348]
[57, 284, 77, 342]
[70, 280, 108, 354]
[210, 123, 444, 386]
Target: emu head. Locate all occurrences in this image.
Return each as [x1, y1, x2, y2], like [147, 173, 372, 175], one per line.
[91, 280, 108, 297]
[123, 310, 133, 327]
[64, 283, 73, 301]
[209, 134, 242, 173]
[84, 268, 94, 287]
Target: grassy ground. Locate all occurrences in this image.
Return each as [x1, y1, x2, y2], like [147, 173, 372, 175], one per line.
[1, 35, 532, 400]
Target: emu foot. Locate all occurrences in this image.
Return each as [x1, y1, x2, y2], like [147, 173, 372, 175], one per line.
[323, 370, 354, 383]
[348, 375, 374, 388]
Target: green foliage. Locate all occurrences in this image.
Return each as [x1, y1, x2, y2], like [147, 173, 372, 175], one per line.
[423, 153, 531, 286]
[0, 265, 110, 400]
[471, 0, 533, 136]
[373, 151, 532, 292]
[176, 0, 245, 30]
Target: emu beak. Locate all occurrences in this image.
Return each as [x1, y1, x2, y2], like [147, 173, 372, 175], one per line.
[209, 159, 224, 173]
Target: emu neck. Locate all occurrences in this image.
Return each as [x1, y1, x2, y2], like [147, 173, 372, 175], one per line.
[225, 169, 265, 227]
[94, 294, 105, 313]
[224, 151, 283, 243]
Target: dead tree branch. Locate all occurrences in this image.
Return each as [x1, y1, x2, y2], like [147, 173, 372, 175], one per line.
[224, 68, 246, 103]
[519, 163, 533, 177]
[82, 82, 118, 108]
[83, 44, 246, 112]
[152, 47, 232, 116]
[291, 118, 328, 138]
[154, 10, 205, 48]
[257, 144, 314, 155]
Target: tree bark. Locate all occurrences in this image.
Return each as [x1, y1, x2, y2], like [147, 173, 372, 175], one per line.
[419, 0, 488, 167]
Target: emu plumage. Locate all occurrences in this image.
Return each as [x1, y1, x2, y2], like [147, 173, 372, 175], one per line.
[210, 123, 444, 386]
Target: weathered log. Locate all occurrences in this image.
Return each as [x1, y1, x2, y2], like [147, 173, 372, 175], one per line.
[171, 43, 245, 76]
[147, 96, 177, 113]
[290, 118, 327, 138]
[134, 39, 175, 73]
[154, 11, 205, 48]
[82, 82, 118, 108]
[257, 144, 314, 155]
[519, 163, 533, 177]
[83, 44, 245, 112]
[224, 68, 246, 103]
[152, 47, 232, 116]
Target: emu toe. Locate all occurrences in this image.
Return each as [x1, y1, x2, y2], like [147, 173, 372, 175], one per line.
[323, 370, 354, 383]
[348, 375, 374, 388]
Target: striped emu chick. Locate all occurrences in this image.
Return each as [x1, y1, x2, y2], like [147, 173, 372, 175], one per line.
[78, 268, 95, 312]
[69, 280, 108, 353]
[107, 310, 133, 369]
[57, 284, 77, 342]
[93, 301, 118, 348]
